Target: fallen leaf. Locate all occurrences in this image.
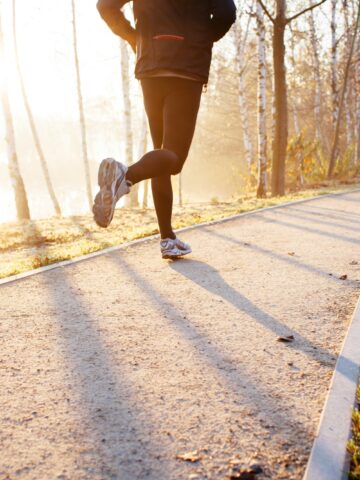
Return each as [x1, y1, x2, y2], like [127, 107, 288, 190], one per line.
[229, 464, 264, 479]
[339, 274, 348, 280]
[176, 450, 201, 463]
[277, 335, 294, 343]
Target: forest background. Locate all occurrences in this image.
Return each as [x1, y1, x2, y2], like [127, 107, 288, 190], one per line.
[0, 0, 360, 224]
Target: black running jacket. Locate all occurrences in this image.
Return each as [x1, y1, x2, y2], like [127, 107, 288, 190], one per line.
[97, 0, 237, 83]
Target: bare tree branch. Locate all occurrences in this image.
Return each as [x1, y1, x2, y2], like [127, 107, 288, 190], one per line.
[257, 0, 275, 23]
[286, 0, 329, 24]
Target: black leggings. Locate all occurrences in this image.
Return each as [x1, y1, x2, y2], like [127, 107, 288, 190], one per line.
[126, 77, 203, 239]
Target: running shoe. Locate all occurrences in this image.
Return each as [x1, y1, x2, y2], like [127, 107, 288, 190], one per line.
[93, 158, 131, 228]
[160, 237, 192, 259]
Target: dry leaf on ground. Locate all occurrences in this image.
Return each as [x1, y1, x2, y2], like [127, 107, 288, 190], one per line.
[176, 450, 202, 463]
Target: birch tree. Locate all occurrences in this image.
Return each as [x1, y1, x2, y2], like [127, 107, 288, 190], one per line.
[330, 0, 339, 136]
[328, 0, 360, 176]
[233, 7, 254, 170]
[341, 0, 354, 148]
[137, 112, 148, 209]
[0, 12, 30, 220]
[355, 37, 360, 164]
[258, 0, 328, 196]
[71, 0, 93, 210]
[289, 28, 304, 187]
[13, 0, 61, 216]
[309, 8, 323, 143]
[120, 40, 138, 207]
[289, 28, 300, 137]
[256, 0, 267, 197]
[178, 174, 183, 207]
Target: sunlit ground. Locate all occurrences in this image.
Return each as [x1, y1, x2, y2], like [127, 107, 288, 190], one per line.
[1, 181, 359, 279]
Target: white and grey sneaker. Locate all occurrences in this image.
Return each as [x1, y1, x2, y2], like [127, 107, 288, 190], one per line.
[93, 158, 131, 228]
[160, 237, 192, 259]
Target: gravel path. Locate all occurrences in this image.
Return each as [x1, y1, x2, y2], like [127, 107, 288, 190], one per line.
[1, 191, 360, 480]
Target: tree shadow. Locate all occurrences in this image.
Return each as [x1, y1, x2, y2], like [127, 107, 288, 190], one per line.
[202, 227, 359, 287]
[112, 254, 313, 446]
[326, 192, 360, 204]
[275, 206, 360, 233]
[287, 205, 360, 225]
[302, 203, 360, 219]
[4, 263, 170, 479]
[168, 258, 337, 367]
[256, 213, 360, 245]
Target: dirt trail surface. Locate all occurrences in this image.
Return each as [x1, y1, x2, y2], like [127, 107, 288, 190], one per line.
[1, 191, 360, 480]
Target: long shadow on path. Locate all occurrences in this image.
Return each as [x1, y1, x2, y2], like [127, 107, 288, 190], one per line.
[274, 207, 360, 233]
[169, 258, 335, 367]
[301, 203, 360, 219]
[25, 266, 170, 479]
[112, 255, 317, 445]
[285, 205, 360, 226]
[199, 228, 358, 381]
[256, 213, 360, 245]
[202, 227, 359, 287]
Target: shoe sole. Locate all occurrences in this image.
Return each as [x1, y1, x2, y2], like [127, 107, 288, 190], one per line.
[93, 158, 122, 228]
[162, 247, 192, 259]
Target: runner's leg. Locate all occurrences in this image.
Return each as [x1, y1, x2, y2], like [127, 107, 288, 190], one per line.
[126, 78, 202, 184]
[157, 79, 202, 238]
[126, 78, 202, 239]
[126, 78, 177, 184]
[137, 79, 175, 240]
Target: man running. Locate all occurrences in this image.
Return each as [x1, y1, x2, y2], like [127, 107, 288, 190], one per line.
[94, 0, 236, 258]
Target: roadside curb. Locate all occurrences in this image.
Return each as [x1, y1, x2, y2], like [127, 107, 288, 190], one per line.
[0, 187, 359, 287]
[303, 298, 360, 480]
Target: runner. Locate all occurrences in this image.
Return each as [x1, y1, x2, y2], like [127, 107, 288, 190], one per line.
[94, 0, 236, 258]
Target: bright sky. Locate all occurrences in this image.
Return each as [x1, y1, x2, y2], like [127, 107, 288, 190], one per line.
[1, 0, 132, 117]
[0, 0, 142, 222]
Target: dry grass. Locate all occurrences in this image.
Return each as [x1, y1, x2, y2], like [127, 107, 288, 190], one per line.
[1, 181, 359, 279]
[348, 387, 360, 479]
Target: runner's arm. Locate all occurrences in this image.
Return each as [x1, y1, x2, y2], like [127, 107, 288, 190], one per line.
[210, 0, 237, 42]
[97, 0, 136, 51]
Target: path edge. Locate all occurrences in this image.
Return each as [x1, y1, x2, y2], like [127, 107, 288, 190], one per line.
[303, 298, 360, 480]
[1, 188, 359, 287]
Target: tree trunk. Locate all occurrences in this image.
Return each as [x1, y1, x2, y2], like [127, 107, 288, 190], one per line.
[137, 112, 148, 209]
[356, 37, 360, 165]
[342, 0, 354, 149]
[0, 14, 30, 220]
[271, 1, 287, 196]
[328, 0, 360, 177]
[178, 174, 183, 207]
[258, 0, 328, 193]
[256, 0, 267, 198]
[120, 40, 139, 207]
[234, 17, 254, 171]
[289, 30, 304, 187]
[142, 180, 149, 209]
[71, 0, 93, 210]
[309, 8, 323, 143]
[331, 0, 339, 136]
[13, 0, 61, 216]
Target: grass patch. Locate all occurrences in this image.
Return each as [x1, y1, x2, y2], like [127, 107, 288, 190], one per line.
[0, 181, 359, 280]
[348, 386, 360, 479]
